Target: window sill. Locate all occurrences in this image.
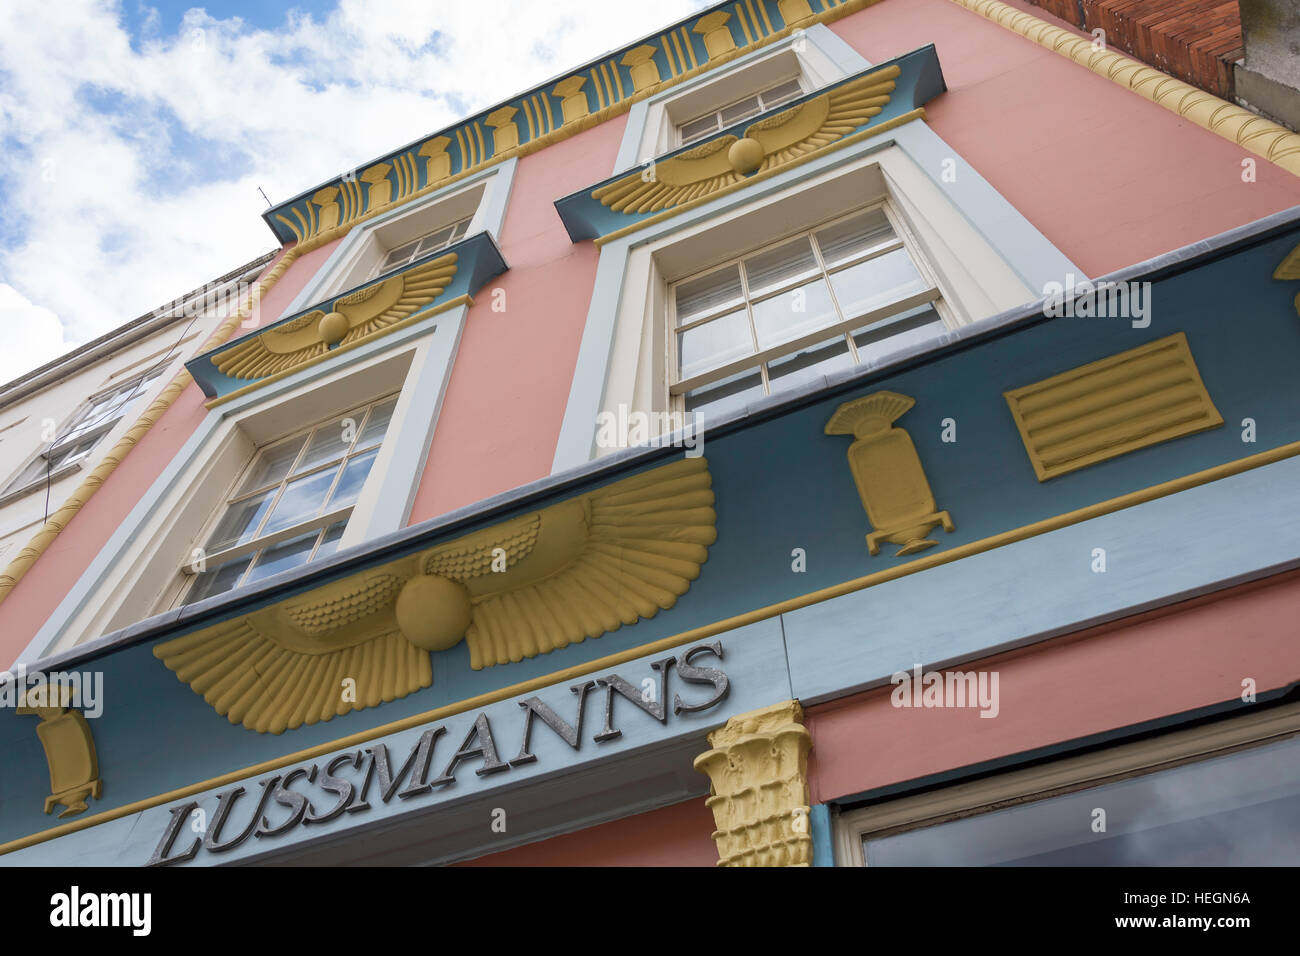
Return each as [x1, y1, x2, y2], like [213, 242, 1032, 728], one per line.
[0, 460, 85, 509]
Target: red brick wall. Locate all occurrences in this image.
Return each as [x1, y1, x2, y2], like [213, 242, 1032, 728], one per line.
[1022, 0, 1244, 97]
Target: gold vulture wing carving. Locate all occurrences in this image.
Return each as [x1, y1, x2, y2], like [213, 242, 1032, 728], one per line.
[591, 137, 742, 214]
[213, 253, 458, 382]
[154, 457, 717, 733]
[744, 65, 898, 173]
[590, 64, 899, 218]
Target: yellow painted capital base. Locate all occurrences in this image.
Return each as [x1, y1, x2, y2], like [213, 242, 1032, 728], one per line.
[693, 700, 813, 866]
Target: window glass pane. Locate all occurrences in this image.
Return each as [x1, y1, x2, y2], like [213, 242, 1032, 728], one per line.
[751, 278, 838, 350]
[293, 418, 353, 474]
[683, 368, 765, 421]
[356, 398, 397, 449]
[12, 458, 50, 488]
[416, 227, 453, 254]
[244, 531, 320, 586]
[314, 521, 348, 560]
[829, 248, 927, 319]
[385, 240, 419, 264]
[815, 209, 896, 266]
[238, 435, 307, 494]
[451, 218, 470, 240]
[766, 335, 854, 394]
[862, 734, 1300, 866]
[720, 96, 761, 126]
[761, 79, 803, 107]
[675, 266, 743, 323]
[206, 489, 276, 552]
[327, 448, 379, 510]
[678, 308, 753, 380]
[743, 237, 818, 297]
[262, 468, 338, 535]
[187, 555, 252, 604]
[680, 115, 718, 143]
[852, 305, 946, 366]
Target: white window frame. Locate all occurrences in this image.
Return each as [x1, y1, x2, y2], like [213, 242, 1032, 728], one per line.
[165, 393, 400, 609]
[675, 75, 806, 147]
[369, 217, 473, 280]
[833, 701, 1300, 866]
[0, 367, 166, 501]
[666, 200, 947, 413]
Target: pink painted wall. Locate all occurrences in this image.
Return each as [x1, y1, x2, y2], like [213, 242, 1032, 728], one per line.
[805, 569, 1300, 804]
[0, 239, 339, 666]
[831, 0, 1300, 277]
[455, 795, 718, 866]
[406, 115, 628, 522]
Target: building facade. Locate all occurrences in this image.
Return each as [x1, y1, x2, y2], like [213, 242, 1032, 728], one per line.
[2, 0, 1299, 867]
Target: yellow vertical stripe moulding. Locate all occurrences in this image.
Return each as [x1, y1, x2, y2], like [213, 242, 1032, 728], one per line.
[947, 0, 1300, 177]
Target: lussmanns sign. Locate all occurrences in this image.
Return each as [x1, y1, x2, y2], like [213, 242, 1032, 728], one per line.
[147, 641, 730, 865]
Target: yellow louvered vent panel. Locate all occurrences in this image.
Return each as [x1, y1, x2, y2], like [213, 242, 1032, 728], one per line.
[1004, 332, 1223, 482]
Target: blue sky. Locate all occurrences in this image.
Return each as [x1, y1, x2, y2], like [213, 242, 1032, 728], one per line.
[0, 0, 711, 385]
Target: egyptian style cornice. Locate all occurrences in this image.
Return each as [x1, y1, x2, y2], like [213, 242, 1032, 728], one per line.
[154, 457, 718, 734]
[554, 46, 944, 244]
[262, 0, 888, 247]
[186, 232, 506, 402]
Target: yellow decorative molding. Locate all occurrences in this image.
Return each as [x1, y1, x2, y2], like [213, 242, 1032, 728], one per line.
[593, 64, 898, 216]
[18, 694, 102, 819]
[693, 11, 737, 60]
[360, 162, 394, 209]
[1275, 242, 1300, 318]
[693, 700, 813, 867]
[419, 136, 453, 186]
[593, 108, 925, 247]
[552, 76, 590, 125]
[1004, 332, 1224, 482]
[8, 437, 1300, 855]
[485, 107, 520, 153]
[154, 457, 717, 733]
[621, 44, 661, 92]
[215, 254, 457, 381]
[947, 0, 1300, 177]
[825, 390, 954, 556]
[778, 0, 814, 23]
[206, 293, 472, 409]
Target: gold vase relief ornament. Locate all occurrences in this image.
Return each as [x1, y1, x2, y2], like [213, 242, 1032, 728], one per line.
[825, 390, 953, 556]
[155, 458, 717, 733]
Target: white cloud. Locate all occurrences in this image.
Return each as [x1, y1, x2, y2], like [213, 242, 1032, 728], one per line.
[0, 0, 711, 385]
[0, 285, 70, 385]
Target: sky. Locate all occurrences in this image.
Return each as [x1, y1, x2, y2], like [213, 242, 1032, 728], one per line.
[0, 0, 712, 386]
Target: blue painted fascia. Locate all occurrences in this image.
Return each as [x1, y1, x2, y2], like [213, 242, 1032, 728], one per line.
[186, 231, 507, 399]
[553, 45, 946, 243]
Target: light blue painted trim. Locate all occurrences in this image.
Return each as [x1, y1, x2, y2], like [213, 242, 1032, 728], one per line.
[613, 101, 650, 173]
[17, 315, 458, 665]
[810, 803, 835, 866]
[890, 123, 1084, 290]
[782, 452, 1300, 704]
[357, 304, 468, 537]
[282, 158, 518, 318]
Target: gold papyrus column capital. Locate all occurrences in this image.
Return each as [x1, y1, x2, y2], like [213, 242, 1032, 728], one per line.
[693, 699, 813, 866]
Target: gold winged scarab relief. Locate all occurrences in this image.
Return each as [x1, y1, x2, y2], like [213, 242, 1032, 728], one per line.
[155, 457, 717, 734]
[591, 65, 900, 215]
[214, 253, 458, 381]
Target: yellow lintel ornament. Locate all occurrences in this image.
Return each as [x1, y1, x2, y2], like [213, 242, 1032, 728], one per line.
[825, 390, 953, 556]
